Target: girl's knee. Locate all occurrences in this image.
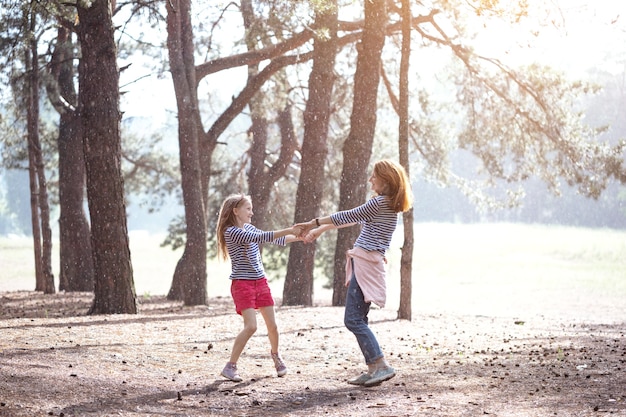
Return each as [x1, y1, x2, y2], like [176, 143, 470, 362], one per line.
[344, 316, 359, 331]
[243, 323, 257, 336]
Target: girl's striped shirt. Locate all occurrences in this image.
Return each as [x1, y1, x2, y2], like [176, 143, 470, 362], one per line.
[225, 223, 286, 280]
[330, 195, 398, 255]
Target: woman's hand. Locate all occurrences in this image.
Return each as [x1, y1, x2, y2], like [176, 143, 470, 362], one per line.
[303, 228, 321, 243]
[294, 220, 315, 237]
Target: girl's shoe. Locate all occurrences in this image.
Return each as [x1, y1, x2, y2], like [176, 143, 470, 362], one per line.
[221, 362, 243, 382]
[271, 352, 287, 377]
[347, 373, 372, 385]
[363, 366, 395, 387]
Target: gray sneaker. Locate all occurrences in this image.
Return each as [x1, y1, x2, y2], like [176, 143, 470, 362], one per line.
[347, 373, 371, 385]
[221, 362, 243, 382]
[271, 352, 287, 377]
[363, 366, 395, 387]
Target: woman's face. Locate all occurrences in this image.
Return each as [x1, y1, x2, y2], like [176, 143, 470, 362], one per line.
[233, 199, 253, 226]
[369, 170, 387, 195]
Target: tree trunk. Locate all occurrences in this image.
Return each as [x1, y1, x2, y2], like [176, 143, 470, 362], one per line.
[25, 10, 55, 294]
[283, 3, 338, 306]
[51, 26, 95, 292]
[77, 0, 136, 314]
[332, 0, 387, 306]
[241, 0, 270, 229]
[166, 0, 207, 306]
[241, 0, 298, 231]
[27, 135, 43, 291]
[247, 106, 298, 230]
[397, 0, 413, 320]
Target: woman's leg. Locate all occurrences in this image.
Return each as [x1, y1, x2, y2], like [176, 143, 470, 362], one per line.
[344, 275, 383, 365]
[344, 274, 396, 386]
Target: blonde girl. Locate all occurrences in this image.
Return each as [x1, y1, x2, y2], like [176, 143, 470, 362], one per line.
[217, 194, 302, 382]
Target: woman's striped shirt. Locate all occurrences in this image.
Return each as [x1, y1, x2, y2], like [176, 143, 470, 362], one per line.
[330, 195, 398, 255]
[225, 223, 286, 280]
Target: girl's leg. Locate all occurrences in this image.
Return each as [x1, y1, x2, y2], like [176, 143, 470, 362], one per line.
[229, 308, 257, 363]
[344, 275, 383, 367]
[222, 308, 257, 382]
[344, 274, 395, 386]
[258, 306, 279, 353]
[259, 306, 287, 376]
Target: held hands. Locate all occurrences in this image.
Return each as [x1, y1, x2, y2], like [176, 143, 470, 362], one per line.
[302, 228, 320, 244]
[292, 219, 320, 243]
[290, 224, 306, 238]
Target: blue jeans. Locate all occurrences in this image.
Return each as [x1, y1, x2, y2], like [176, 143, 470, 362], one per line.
[344, 272, 383, 365]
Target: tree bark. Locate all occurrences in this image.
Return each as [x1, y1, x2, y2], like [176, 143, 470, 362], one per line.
[283, 2, 338, 306]
[77, 0, 136, 314]
[332, 0, 387, 306]
[50, 26, 95, 292]
[247, 106, 298, 230]
[25, 9, 55, 294]
[166, 0, 208, 305]
[397, 0, 413, 320]
[242, 0, 273, 231]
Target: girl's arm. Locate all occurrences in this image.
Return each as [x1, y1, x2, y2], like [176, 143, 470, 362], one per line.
[271, 225, 306, 244]
[272, 223, 308, 239]
[284, 234, 303, 244]
[303, 222, 356, 243]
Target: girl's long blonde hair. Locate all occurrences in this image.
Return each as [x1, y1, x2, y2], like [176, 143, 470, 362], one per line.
[216, 194, 250, 261]
[374, 159, 413, 213]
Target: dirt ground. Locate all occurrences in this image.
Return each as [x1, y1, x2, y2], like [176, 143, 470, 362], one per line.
[0, 290, 624, 417]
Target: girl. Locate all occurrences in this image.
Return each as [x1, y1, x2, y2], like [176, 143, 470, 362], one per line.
[298, 159, 413, 387]
[216, 194, 302, 382]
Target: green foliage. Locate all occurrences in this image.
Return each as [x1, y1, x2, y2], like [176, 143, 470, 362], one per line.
[455, 60, 623, 199]
[471, 0, 529, 21]
[121, 128, 180, 213]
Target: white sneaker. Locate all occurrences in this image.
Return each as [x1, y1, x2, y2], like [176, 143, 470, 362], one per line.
[271, 352, 287, 377]
[221, 362, 243, 382]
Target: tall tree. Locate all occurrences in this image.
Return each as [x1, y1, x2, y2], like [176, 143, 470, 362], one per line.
[48, 23, 95, 292]
[165, 0, 208, 305]
[77, 0, 136, 314]
[332, 0, 387, 306]
[396, 0, 413, 320]
[283, 1, 338, 306]
[24, 6, 54, 294]
[241, 0, 298, 232]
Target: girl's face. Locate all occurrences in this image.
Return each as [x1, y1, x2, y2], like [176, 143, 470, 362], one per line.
[233, 199, 253, 227]
[369, 170, 387, 195]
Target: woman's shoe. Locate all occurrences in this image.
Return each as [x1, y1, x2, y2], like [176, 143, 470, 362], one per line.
[363, 366, 395, 387]
[347, 373, 372, 385]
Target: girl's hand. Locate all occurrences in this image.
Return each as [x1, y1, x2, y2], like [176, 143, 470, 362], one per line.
[303, 228, 321, 243]
[291, 224, 305, 236]
[294, 221, 315, 237]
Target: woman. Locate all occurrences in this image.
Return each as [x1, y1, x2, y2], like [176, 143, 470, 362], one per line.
[298, 159, 412, 387]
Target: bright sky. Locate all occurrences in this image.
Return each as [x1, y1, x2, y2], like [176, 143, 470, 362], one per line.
[119, 1, 626, 120]
[471, 0, 626, 76]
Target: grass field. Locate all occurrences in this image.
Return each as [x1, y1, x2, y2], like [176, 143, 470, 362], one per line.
[1, 223, 625, 321]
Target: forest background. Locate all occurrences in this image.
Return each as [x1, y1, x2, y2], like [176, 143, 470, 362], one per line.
[0, 0, 625, 311]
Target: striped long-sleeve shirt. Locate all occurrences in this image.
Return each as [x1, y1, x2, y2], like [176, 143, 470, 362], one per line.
[225, 223, 286, 280]
[330, 195, 398, 255]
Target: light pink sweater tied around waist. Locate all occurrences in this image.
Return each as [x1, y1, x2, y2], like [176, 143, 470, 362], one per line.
[345, 247, 387, 308]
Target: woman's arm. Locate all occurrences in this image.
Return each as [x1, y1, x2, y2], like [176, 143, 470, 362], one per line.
[303, 222, 356, 243]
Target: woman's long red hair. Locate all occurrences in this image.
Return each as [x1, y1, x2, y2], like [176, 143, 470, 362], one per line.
[374, 159, 413, 213]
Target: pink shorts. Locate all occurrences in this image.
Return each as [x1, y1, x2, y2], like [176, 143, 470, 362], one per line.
[230, 278, 275, 315]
